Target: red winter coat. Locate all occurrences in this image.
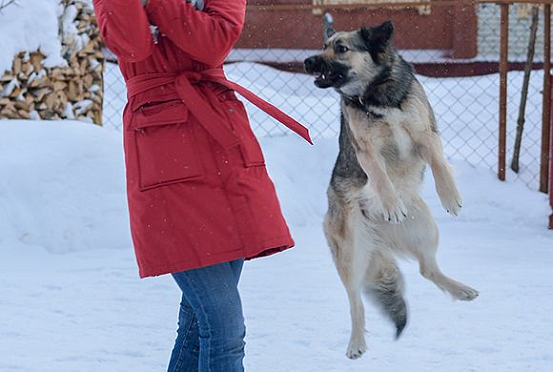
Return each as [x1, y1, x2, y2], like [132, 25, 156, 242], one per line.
[93, 0, 311, 278]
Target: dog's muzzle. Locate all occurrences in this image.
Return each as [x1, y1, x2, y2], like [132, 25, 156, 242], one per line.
[304, 56, 320, 74]
[304, 55, 344, 89]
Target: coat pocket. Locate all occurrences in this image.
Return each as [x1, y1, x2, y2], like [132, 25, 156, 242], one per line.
[129, 100, 203, 191]
[220, 93, 266, 168]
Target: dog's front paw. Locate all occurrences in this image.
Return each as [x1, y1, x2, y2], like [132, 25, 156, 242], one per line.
[346, 338, 367, 359]
[435, 179, 463, 216]
[379, 196, 408, 223]
[439, 190, 463, 216]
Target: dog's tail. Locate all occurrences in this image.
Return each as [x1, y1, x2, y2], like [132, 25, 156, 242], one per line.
[364, 252, 408, 339]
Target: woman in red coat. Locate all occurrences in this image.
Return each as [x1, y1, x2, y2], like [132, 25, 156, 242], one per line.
[93, 0, 311, 370]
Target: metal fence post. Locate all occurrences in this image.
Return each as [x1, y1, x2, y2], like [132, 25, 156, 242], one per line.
[550, 97, 553, 228]
[499, 2, 509, 181]
[541, 4, 551, 194]
[549, 4, 553, 228]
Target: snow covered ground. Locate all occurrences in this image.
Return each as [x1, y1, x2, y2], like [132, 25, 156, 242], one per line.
[0, 114, 552, 371]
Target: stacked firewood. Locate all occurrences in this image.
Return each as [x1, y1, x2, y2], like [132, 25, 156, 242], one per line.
[0, 0, 105, 125]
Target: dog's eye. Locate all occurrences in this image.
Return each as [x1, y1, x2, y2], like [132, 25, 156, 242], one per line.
[336, 45, 349, 54]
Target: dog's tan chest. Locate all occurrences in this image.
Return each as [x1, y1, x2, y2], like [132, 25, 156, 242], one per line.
[344, 104, 415, 163]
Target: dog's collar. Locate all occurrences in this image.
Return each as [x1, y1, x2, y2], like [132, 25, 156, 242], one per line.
[344, 95, 384, 119]
[343, 94, 363, 107]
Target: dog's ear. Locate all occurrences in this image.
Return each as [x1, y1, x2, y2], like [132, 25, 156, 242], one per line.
[324, 26, 336, 42]
[374, 20, 395, 44]
[360, 20, 394, 47]
[323, 12, 336, 42]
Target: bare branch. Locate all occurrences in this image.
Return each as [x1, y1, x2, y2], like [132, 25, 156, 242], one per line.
[511, 6, 540, 173]
[0, 0, 18, 12]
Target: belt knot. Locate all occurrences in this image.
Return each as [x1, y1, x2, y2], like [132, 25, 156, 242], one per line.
[180, 71, 203, 85]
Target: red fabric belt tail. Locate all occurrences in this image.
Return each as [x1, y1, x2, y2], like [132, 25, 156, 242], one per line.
[217, 78, 313, 145]
[126, 70, 313, 148]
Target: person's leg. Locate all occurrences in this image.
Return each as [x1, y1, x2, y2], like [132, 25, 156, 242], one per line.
[228, 258, 244, 285]
[167, 295, 200, 372]
[171, 259, 246, 372]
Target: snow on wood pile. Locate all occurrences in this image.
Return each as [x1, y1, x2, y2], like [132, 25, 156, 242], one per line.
[0, 0, 104, 125]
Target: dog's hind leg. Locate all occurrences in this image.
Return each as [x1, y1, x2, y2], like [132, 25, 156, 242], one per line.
[328, 235, 369, 359]
[407, 199, 478, 301]
[364, 252, 408, 338]
[344, 276, 367, 359]
[417, 249, 479, 301]
[324, 210, 370, 359]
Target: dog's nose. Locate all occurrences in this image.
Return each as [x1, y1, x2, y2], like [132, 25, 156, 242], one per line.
[304, 56, 318, 73]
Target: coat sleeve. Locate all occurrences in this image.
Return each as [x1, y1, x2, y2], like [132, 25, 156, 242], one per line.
[144, 0, 246, 66]
[92, 0, 154, 62]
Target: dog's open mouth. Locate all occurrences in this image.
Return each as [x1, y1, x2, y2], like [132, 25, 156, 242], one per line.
[314, 71, 338, 89]
[305, 56, 347, 89]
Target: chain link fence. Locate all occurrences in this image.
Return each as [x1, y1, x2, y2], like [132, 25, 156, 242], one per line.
[102, 3, 550, 190]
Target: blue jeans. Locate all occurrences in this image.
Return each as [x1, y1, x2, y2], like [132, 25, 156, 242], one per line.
[168, 259, 246, 372]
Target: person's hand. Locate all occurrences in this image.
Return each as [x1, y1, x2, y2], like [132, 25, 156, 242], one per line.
[188, 0, 204, 11]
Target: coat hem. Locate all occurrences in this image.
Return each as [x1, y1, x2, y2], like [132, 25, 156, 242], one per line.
[137, 235, 294, 278]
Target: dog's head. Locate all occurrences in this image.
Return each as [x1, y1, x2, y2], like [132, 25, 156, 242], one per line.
[304, 20, 397, 97]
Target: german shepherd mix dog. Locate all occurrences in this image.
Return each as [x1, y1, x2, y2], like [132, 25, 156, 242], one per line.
[304, 20, 478, 359]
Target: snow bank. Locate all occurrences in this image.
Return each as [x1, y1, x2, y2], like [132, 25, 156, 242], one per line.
[0, 119, 131, 254]
[0, 0, 65, 74]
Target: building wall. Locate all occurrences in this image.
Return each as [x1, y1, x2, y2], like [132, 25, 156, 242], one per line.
[237, 1, 478, 58]
[237, 2, 553, 62]
[477, 4, 548, 61]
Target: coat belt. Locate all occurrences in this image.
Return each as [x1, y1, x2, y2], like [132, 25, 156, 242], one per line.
[126, 69, 313, 149]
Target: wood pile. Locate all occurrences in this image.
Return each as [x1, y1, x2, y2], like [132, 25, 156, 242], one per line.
[0, 0, 105, 125]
